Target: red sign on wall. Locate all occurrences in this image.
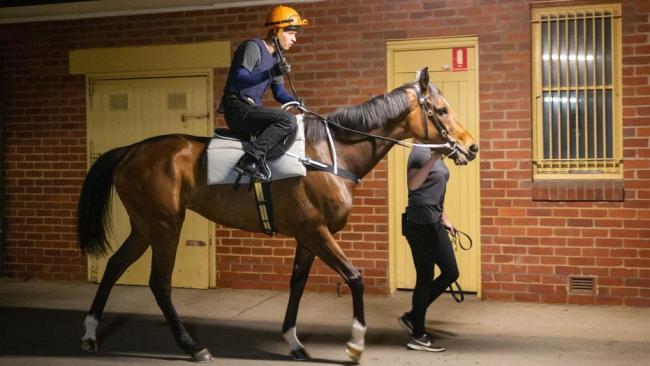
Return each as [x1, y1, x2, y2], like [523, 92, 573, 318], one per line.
[452, 47, 468, 71]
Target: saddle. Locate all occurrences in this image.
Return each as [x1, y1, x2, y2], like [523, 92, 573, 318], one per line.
[207, 115, 360, 236]
[206, 116, 307, 185]
[212, 127, 297, 162]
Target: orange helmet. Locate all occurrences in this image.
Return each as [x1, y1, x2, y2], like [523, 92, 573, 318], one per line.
[265, 5, 308, 31]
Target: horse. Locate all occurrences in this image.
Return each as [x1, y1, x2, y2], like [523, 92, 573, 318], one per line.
[77, 68, 478, 362]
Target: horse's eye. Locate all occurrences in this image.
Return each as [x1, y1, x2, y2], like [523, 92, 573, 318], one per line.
[436, 107, 448, 116]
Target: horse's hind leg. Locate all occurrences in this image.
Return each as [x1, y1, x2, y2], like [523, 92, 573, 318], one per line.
[81, 229, 149, 352]
[282, 245, 315, 360]
[148, 231, 213, 362]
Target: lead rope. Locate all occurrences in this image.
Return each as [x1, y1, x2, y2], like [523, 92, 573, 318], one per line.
[447, 228, 473, 303]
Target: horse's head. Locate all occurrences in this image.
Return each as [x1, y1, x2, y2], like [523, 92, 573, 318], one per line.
[405, 67, 478, 165]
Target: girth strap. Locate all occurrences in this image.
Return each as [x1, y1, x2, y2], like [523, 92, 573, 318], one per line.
[253, 181, 276, 236]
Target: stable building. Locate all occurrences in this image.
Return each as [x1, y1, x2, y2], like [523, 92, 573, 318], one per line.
[0, 0, 647, 306]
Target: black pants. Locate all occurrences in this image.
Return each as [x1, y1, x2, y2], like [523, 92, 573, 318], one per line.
[222, 95, 296, 161]
[405, 221, 459, 337]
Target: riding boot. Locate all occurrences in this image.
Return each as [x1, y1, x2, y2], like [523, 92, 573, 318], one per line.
[235, 153, 271, 182]
[257, 156, 272, 181]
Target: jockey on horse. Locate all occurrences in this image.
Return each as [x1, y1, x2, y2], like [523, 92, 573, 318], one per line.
[218, 5, 308, 182]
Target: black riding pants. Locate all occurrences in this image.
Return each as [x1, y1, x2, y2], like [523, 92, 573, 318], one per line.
[404, 221, 459, 337]
[222, 95, 296, 161]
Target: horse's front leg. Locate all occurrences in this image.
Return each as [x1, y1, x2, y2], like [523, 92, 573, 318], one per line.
[282, 245, 315, 360]
[300, 226, 367, 362]
[344, 267, 366, 363]
[149, 231, 213, 362]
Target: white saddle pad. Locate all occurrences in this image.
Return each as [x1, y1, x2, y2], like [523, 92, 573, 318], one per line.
[207, 116, 306, 185]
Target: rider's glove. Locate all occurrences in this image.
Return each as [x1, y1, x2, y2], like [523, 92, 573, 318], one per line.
[271, 60, 291, 76]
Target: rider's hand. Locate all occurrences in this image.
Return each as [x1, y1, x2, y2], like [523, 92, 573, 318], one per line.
[272, 60, 291, 75]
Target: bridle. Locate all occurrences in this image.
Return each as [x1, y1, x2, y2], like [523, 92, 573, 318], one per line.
[283, 84, 462, 156]
[412, 84, 463, 160]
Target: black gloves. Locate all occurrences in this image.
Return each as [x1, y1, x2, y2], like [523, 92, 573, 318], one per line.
[278, 60, 291, 74]
[270, 60, 291, 76]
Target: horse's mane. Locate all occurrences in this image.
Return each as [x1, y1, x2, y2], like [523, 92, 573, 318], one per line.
[304, 84, 413, 143]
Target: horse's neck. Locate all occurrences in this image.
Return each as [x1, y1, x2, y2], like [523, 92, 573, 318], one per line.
[334, 122, 408, 179]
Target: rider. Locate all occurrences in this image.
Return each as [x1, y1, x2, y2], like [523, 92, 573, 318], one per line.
[218, 5, 307, 182]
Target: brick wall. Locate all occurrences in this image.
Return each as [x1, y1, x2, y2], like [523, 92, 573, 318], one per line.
[479, 0, 650, 306]
[0, 0, 648, 305]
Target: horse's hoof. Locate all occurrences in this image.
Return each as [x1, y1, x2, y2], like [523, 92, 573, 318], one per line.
[345, 342, 362, 363]
[290, 346, 311, 361]
[191, 348, 213, 363]
[81, 338, 98, 353]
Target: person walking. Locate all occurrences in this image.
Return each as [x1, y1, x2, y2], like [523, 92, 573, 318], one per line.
[399, 145, 460, 352]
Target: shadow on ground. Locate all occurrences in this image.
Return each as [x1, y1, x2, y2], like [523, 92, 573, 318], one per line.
[0, 306, 405, 364]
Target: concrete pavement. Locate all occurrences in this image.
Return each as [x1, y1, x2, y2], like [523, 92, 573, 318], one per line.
[1, 279, 649, 366]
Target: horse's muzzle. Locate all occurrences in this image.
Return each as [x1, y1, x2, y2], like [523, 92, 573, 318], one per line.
[448, 143, 478, 165]
[467, 144, 479, 161]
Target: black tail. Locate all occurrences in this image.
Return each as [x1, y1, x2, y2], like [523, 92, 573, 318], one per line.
[77, 146, 131, 257]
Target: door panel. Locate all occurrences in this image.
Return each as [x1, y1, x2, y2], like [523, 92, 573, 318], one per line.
[390, 45, 480, 292]
[87, 76, 213, 289]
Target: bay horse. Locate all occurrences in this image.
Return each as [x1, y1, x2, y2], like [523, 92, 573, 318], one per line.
[78, 68, 477, 362]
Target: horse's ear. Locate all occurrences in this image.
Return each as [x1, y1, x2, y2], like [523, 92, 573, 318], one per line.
[418, 67, 430, 92]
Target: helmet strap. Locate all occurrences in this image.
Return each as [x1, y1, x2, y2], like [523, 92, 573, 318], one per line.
[271, 28, 283, 52]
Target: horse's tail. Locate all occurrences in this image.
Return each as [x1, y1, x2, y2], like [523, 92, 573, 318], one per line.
[77, 146, 131, 257]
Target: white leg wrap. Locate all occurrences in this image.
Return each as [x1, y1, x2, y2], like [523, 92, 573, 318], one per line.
[348, 318, 367, 351]
[82, 314, 98, 341]
[283, 327, 305, 351]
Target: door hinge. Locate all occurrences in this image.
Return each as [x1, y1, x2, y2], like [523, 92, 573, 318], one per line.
[89, 142, 101, 164]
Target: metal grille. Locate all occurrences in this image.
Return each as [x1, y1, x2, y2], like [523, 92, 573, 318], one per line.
[167, 93, 187, 110]
[569, 276, 595, 295]
[109, 94, 128, 111]
[533, 6, 621, 176]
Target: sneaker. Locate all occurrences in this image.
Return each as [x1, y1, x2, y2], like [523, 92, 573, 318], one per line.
[406, 334, 446, 352]
[398, 313, 414, 335]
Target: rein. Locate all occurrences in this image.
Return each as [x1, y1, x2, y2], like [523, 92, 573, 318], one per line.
[278, 85, 460, 184]
[282, 97, 457, 152]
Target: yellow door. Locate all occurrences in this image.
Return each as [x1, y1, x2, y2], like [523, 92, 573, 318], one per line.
[87, 76, 214, 289]
[388, 38, 481, 294]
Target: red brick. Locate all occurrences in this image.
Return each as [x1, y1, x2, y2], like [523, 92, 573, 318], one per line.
[1, 0, 648, 306]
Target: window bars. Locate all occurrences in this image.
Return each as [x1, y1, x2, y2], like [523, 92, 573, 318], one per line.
[532, 4, 622, 178]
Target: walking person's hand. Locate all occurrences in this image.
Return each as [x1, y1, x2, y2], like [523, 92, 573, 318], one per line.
[441, 214, 455, 235]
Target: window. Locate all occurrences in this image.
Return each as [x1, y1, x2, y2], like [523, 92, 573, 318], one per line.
[531, 3, 622, 179]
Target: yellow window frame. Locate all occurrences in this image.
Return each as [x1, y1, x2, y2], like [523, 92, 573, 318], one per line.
[531, 3, 623, 180]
